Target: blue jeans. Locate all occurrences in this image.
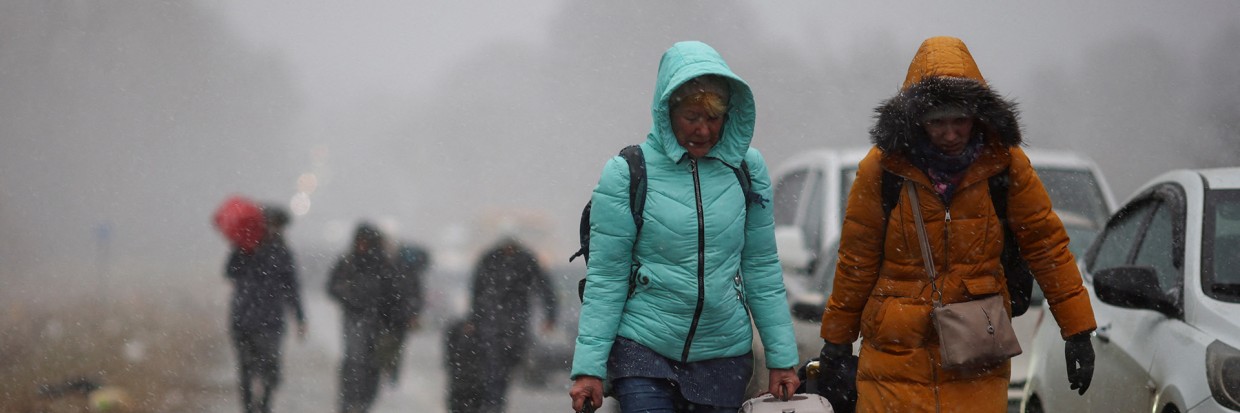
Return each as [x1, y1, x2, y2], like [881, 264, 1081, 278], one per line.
[612, 377, 738, 413]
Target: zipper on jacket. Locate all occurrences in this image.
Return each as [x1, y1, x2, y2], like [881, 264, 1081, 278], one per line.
[682, 158, 707, 362]
[943, 205, 951, 280]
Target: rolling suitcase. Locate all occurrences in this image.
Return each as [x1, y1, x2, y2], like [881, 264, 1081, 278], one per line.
[737, 358, 842, 413]
[739, 393, 834, 413]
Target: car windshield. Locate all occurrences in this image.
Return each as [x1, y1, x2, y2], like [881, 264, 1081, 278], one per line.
[840, 166, 857, 224]
[1204, 189, 1240, 302]
[1037, 168, 1111, 228]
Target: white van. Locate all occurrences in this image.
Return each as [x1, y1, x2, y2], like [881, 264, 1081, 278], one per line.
[759, 147, 1117, 404]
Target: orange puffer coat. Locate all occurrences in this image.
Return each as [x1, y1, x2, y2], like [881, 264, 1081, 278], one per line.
[819, 37, 1097, 412]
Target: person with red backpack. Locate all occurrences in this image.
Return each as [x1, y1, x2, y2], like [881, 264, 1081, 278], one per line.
[224, 205, 306, 413]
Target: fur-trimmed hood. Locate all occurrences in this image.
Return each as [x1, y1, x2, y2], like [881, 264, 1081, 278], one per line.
[870, 37, 1022, 156]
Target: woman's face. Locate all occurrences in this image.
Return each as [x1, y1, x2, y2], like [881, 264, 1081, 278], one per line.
[671, 103, 724, 159]
[924, 115, 975, 156]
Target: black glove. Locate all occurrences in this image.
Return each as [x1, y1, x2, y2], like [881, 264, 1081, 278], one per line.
[1065, 332, 1094, 395]
[818, 341, 858, 413]
[820, 340, 852, 362]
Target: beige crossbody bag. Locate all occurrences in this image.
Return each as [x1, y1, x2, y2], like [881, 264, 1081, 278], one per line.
[907, 183, 1022, 370]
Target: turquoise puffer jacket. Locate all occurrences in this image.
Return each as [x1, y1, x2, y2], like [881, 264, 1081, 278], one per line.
[570, 41, 798, 380]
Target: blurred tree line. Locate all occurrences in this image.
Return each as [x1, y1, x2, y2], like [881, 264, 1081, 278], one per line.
[0, 1, 301, 292]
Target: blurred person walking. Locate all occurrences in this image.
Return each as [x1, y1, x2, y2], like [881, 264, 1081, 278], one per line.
[568, 41, 800, 413]
[448, 236, 557, 413]
[224, 205, 306, 413]
[817, 36, 1097, 412]
[327, 223, 397, 413]
[374, 242, 431, 385]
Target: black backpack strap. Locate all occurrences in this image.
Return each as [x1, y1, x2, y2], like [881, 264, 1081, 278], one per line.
[880, 169, 903, 219]
[569, 202, 593, 263]
[736, 161, 752, 204]
[725, 158, 768, 209]
[990, 169, 1034, 316]
[575, 145, 647, 301]
[989, 171, 1010, 223]
[619, 145, 647, 233]
[619, 145, 647, 298]
[569, 145, 647, 265]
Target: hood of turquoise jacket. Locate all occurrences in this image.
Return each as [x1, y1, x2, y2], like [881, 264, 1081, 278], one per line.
[647, 41, 756, 167]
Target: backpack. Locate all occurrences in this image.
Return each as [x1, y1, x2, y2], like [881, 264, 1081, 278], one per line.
[570, 145, 761, 302]
[880, 169, 1035, 317]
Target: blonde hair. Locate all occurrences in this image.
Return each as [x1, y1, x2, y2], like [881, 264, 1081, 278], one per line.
[669, 75, 730, 117]
[675, 92, 728, 118]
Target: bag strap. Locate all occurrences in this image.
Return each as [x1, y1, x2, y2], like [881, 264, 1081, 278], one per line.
[568, 145, 647, 265]
[988, 170, 1020, 276]
[880, 170, 904, 218]
[907, 184, 944, 306]
[619, 145, 647, 234]
[619, 145, 647, 298]
[724, 159, 767, 209]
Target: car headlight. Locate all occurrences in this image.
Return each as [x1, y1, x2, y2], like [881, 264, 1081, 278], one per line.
[1207, 340, 1240, 410]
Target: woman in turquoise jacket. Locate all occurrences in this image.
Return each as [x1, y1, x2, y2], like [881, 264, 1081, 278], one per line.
[569, 41, 799, 413]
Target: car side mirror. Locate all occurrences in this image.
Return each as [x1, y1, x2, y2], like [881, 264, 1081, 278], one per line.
[1094, 266, 1181, 318]
[790, 300, 824, 322]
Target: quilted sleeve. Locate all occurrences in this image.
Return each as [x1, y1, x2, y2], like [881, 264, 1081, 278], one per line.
[820, 148, 886, 345]
[570, 156, 638, 379]
[739, 147, 799, 370]
[1006, 148, 1096, 339]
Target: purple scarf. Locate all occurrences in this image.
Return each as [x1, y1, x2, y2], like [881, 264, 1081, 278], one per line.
[910, 135, 983, 200]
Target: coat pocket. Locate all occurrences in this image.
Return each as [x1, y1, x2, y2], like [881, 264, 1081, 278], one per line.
[865, 297, 932, 351]
[962, 276, 1002, 300]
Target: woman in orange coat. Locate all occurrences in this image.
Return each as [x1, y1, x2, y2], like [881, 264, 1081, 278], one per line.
[817, 36, 1097, 412]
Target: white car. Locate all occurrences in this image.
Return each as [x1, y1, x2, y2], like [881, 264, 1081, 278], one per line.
[1019, 167, 1240, 413]
[761, 147, 1116, 404]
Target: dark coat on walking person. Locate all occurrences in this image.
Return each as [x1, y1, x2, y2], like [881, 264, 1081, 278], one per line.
[387, 244, 429, 323]
[226, 206, 304, 413]
[469, 238, 557, 356]
[328, 223, 396, 413]
[447, 237, 557, 413]
[374, 243, 432, 385]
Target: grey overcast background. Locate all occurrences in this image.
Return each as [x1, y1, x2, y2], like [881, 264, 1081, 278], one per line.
[3, 1, 1239, 295]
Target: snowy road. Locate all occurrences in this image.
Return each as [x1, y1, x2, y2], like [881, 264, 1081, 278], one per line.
[203, 291, 575, 413]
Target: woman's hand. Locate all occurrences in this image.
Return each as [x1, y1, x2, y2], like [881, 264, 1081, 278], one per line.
[569, 376, 603, 412]
[768, 367, 800, 401]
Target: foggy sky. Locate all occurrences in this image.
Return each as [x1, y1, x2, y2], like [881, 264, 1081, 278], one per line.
[2, 1, 1238, 295]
